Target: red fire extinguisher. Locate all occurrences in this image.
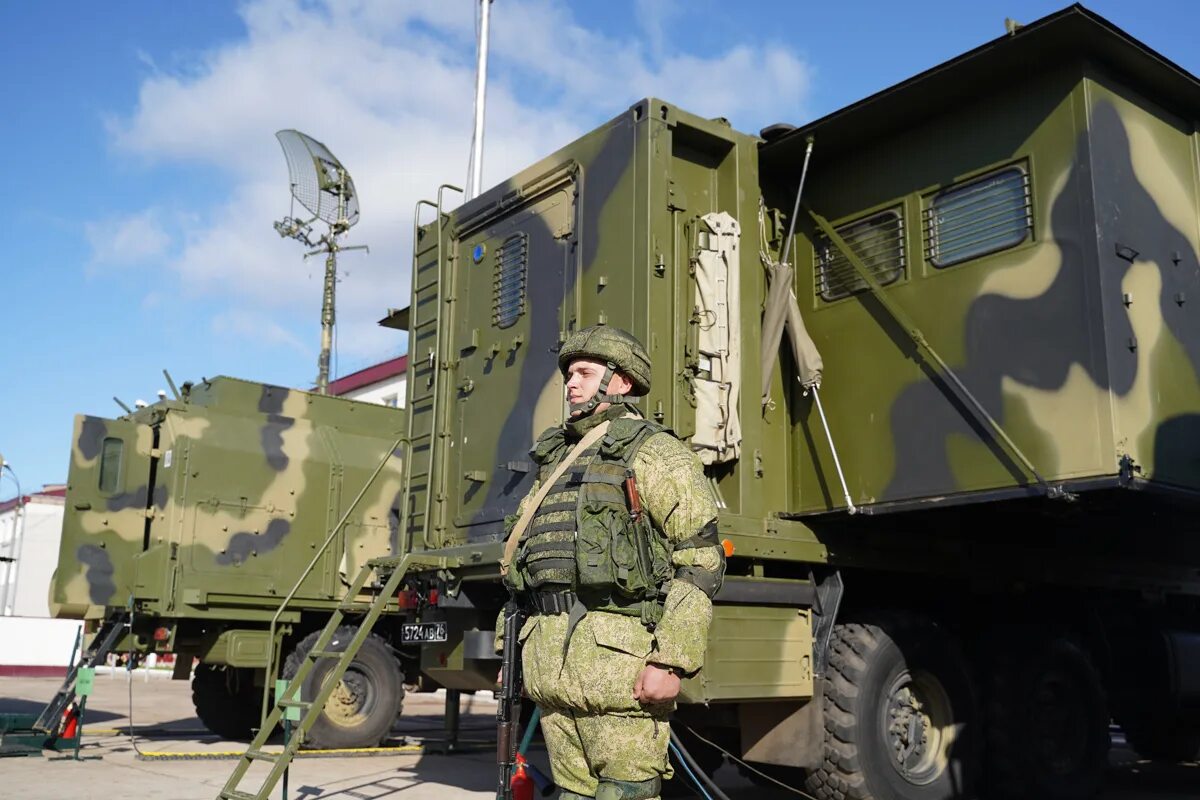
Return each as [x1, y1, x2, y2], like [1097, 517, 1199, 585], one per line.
[510, 753, 534, 800]
[61, 702, 80, 739]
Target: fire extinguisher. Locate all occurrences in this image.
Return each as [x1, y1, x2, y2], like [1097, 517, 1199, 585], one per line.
[510, 753, 534, 800]
[60, 701, 80, 739]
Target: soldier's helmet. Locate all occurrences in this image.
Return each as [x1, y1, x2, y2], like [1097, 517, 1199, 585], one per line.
[558, 326, 651, 396]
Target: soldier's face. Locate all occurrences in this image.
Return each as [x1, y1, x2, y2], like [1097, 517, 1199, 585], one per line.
[565, 358, 632, 415]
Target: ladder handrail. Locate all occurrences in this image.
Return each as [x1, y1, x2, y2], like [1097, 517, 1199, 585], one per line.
[423, 184, 462, 550]
[258, 435, 406, 724]
[404, 185, 462, 554]
[218, 552, 453, 800]
[403, 198, 440, 559]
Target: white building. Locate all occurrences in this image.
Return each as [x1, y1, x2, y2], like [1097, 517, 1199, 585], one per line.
[327, 355, 408, 407]
[0, 485, 66, 618]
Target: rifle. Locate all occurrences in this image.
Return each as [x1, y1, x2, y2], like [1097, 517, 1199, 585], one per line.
[496, 600, 527, 800]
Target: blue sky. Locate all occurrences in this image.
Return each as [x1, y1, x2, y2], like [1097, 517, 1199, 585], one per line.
[1, 0, 1197, 495]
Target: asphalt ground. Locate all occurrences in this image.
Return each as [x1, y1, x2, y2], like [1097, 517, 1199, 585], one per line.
[2, 674, 1198, 800]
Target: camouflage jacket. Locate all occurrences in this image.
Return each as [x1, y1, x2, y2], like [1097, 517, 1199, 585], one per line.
[501, 404, 725, 674]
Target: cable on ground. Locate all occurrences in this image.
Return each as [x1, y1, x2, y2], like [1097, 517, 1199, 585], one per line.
[678, 722, 819, 800]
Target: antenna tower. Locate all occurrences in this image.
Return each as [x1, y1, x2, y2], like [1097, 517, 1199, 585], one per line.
[273, 130, 368, 394]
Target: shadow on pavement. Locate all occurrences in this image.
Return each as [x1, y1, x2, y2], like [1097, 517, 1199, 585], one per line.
[0, 696, 125, 724]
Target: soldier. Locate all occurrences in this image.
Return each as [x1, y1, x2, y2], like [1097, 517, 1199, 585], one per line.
[499, 325, 727, 800]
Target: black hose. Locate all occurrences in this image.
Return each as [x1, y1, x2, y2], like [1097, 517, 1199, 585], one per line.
[670, 729, 733, 800]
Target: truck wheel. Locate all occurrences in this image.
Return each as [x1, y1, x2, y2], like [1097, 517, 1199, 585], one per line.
[283, 626, 403, 750]
[1118, 712, 1200, 762]
[805, 615, 979, 800]
[985, 635, 1109, 800]
[192, 663, 262, 740]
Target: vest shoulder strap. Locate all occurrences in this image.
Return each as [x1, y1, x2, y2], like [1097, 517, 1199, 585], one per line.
[500, 419, 612, 575]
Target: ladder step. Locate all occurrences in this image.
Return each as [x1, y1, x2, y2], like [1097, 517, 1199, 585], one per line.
[307, 649, 343, 660]
[338, 603, 373, 613]
[277, 698, 312, 709]
[220, 792, 258, 800]
[244, 749, 279, 762]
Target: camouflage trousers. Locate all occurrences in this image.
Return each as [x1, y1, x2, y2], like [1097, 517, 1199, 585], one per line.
[519, 610, 674, 798]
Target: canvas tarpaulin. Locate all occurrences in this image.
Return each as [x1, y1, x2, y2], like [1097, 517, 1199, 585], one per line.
[692, 212, 743, 464]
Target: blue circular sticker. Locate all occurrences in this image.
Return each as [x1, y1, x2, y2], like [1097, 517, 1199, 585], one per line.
[472, 243, 486, 263]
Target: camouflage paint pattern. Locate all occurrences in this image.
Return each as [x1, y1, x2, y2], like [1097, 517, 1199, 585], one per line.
[50, 377, 406, 661]
[774, 58, 1200, 513]
[398, 9, 1200, 717]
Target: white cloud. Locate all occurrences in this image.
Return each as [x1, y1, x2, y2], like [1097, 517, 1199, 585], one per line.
[84, 208, 171, 270]
[100, 0, 811, 368]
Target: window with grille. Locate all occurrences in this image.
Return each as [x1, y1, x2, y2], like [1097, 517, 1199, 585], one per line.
[815, 208, 906, 302]
[493, 232, 528, 328]
[925, 165, 1032, 268]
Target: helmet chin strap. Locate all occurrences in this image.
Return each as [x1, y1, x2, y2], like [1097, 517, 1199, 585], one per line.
[569, 362, 635, 417]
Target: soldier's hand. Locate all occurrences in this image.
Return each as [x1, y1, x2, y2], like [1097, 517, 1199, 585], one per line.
[633, 663, 681, 704]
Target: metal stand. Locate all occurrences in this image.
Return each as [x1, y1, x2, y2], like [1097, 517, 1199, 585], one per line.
[444, 689, 461, 752]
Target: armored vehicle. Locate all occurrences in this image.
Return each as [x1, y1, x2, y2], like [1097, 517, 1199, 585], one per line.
[367, 6, 1200, 799]
[50, 376, 413, 748]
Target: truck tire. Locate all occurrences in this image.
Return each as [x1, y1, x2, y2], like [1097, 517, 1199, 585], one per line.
[984, 635, 1109, 800]
[283, 626, 403, 750]
[1118, 712, 1200, 763]
[805, 615, 979, 800]
[192, 663, 262, 740]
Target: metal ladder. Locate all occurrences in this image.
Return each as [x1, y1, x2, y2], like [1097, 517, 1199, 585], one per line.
[33, 613, 129, 732]
[215, 552, 447, 800]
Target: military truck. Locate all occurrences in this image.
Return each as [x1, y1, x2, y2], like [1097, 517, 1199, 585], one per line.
[54, 6, 1200, 799]
[49, 376, 414, 748]
[371, 6, 1200, 800]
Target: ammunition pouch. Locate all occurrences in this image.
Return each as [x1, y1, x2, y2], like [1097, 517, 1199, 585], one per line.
[514, 415, 676, 626]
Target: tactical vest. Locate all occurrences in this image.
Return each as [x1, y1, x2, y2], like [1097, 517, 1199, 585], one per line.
[512, 416, 673, 622]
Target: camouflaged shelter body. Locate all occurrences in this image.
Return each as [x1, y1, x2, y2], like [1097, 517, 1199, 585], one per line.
[51, 377, 405, 666]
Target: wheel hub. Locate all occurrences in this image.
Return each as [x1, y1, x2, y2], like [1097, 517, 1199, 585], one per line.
[325, 667, 376, 727]
[883, 669, 955, 785]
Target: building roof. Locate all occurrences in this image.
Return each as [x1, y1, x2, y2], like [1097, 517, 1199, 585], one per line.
[760, 4, 1200, 168]
[327, 355, 408, 396]
[0, 484, 66, 513]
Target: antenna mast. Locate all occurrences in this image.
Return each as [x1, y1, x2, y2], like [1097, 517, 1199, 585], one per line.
[273, 131, 368, 394]
[466, 0, 493, 200]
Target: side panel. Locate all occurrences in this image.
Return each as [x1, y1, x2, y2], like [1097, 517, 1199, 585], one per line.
[1085, 75, 1200, 490]
[683, 606, 813, 702]
[452, 171, 578, 543]
[781, 65, 1113, 511]
[161, 385, 405, 613]
[51, 415, 155, 618]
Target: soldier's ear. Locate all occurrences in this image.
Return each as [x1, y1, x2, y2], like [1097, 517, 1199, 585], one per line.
[610, 371, 634, 396]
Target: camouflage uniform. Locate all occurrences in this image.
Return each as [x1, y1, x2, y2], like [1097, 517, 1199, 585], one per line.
[501, 327, 725, 800]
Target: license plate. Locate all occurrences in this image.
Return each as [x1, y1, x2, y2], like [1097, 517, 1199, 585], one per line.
[401, 621, 448, 643]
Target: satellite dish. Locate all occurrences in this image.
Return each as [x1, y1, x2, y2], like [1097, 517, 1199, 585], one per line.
[272, 130, 368, 394]
[276, 130, 360, 232]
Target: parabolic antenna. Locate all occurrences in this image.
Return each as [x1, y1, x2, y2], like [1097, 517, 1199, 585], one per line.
[276, 129, 360, 230]
[273, 129, 368, 395]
